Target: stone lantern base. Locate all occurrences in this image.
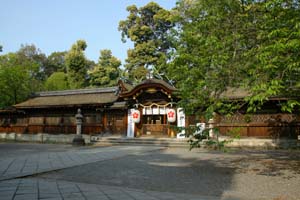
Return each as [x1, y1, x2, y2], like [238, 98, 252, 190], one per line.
[72, 135, 85, 146]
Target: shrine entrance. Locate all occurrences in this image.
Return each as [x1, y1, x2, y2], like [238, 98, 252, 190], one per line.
[119, 79, 181, 138]
[141, 107, 168, 137]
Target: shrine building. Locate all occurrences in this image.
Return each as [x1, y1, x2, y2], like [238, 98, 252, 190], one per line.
[1, 79, 185, 138]
[0, 78, 299, 140]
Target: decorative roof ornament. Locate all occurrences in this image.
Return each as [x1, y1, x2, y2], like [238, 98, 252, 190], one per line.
[151, 66, 175, 87]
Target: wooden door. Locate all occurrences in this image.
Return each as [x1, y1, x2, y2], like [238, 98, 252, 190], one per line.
[106, 111, 127, 135]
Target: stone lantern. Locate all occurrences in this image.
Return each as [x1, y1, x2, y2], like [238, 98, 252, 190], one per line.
[72, 108, 85, 146]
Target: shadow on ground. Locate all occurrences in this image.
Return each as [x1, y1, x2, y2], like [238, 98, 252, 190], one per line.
[36, 148, 300, 200]
[37, 148, 236, 198]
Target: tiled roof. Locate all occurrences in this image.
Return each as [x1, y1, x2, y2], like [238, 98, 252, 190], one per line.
[14, 87, 118, 108]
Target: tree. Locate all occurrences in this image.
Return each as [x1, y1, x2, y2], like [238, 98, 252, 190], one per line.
[0, 44, 49, 108]
[119, 2, 175, 81]
[44, 72, 69, 91]
[65, 40, 88, 89]
[169, 0, 300, 149]
[243, 0, 300, 112]
[0, 45, 2, 52]
[171, 0, 300, 113]
[89, 49, 121, 87]
[45, 51, 67, 77]
[0, 53, 31, 108]
[16, 44, 48, 82]
[15, 44, 49, 93]
[170, 0, 248, 116]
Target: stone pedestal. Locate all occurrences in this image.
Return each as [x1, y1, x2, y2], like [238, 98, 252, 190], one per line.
[72, 134, 85, 146]
[72, 108, 85, 146]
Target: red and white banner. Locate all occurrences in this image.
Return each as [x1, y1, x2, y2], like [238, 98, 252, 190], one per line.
[167, 108, 176, 123]
[132, 109, 141, 123]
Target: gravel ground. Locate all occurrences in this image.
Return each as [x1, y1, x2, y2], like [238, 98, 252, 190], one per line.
[38, 148, 300, 200]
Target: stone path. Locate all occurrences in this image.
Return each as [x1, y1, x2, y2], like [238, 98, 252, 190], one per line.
[0, 178, 219, 200]
[0, 144, 220, 200]
[0, 146, 161, 181]
[1, 143, 298, 200]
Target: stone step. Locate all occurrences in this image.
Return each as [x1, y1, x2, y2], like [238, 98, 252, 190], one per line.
[91, 137, 190, 148]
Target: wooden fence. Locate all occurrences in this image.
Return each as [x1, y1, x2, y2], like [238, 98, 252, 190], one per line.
[0, 124, 103, 135]
[217, 113, 300, 139]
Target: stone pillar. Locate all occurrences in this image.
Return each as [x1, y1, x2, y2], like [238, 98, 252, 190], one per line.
[208, 112, 216, 138]
[72, 108, 85, 146]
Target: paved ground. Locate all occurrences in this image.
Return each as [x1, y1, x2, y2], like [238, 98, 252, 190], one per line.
[0, 142, 299, 200]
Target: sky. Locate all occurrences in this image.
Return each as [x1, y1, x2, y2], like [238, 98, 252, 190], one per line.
[0, 0, 177, 64]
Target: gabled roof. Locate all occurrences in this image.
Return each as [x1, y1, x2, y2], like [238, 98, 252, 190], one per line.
[119, 79, 177, 98]
[14, 87, 118, 109]
[14, 79, 177, 109]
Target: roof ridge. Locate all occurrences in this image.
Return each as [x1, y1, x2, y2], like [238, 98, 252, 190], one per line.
[36, 87, 118, 97]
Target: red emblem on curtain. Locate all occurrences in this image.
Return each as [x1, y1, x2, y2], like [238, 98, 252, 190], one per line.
[167, 108, 176, 123]
[132, 110, 140, 123]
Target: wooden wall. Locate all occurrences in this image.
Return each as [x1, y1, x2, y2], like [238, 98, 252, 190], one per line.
[217, 113, 300, 139]
[0, 109, 127, 135]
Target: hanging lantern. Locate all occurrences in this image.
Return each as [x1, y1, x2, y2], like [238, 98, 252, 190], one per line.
[132, 109, 141, 123]
[167, 108, 176, 123]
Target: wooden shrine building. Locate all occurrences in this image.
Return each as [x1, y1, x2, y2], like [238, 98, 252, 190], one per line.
[0, 79, 184, 138]
[0, 79, 299, 140]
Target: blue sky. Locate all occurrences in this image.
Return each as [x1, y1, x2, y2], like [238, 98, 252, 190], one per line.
[0, 0, 177, 64]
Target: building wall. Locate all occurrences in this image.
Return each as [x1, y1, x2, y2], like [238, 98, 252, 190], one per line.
[217, 113, 300, 139]
[0, 108, 127, 135]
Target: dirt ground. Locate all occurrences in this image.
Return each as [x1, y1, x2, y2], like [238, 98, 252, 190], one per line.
[37, 147, 300, 200]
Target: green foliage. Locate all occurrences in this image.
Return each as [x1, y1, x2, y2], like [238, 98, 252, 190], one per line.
[0, 44, 49, 108]
[171, 0, 300, 117]
[0, 44, 48, 108]
[281, 100, 300, 113]
[244, 0, 300, 112]
[45, 51, 67, 76]
[0, 45, 2, 52]
[89, 49, 121, 87]
[170, 0, 300, 150]
[44, 72, 69, 91]
[119, 2, 175, 81]
[0, 53, 31, 108]
[170, 0, 247, 116]
[0, 40, 99, 106]
[65, 40, 88, 89]
[187, 127, 241, 152]
[16, 44, 48, 83]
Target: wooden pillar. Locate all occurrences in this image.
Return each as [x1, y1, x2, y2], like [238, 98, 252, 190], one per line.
[42, 115, 46, 133]
[103, 111, 107, 132]
[124, 110, 128, 135]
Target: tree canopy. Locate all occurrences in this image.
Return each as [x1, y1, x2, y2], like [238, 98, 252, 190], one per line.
[169, 0, 300, 116]
[0, 53, 31, 108]
[119, 2, 175, 81]
[44, 72, 69, 91]
[45, 51, 67, 76]
[65, 40, 88, 89]
[1, 0, 299, 114]
[0, 44, 50, 108]
[89, 49, 122, 87]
